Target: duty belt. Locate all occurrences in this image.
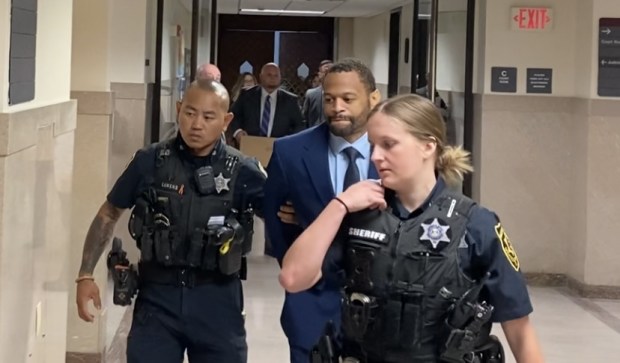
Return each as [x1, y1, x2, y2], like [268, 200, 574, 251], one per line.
[138, 262, 237, 288]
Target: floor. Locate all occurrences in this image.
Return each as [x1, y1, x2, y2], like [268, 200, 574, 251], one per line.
[103, 255, 620, 363]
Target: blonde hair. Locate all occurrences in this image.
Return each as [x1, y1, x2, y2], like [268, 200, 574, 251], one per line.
[231, 72, 257, 102]
[369, 94, 473, 187]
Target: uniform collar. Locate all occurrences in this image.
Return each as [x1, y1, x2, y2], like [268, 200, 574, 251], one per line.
[388, 177, 446, 220]
[175, 134, 225, 166]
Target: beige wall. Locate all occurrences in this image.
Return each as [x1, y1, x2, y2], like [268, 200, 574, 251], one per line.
[473, 0, 620, 287]
[0, 102, 77, 363]
[0, 2, 76, 362]
[71, 0, 110, 92]
[353, 12, 390, 87]
[336, 18, 355, 61]
[482, 0, 577, 96]
[108, 0, 148, 84]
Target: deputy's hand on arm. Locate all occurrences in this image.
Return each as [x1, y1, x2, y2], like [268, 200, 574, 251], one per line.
[337, 180, 387, 212]
[280, 181, 386, 292]
[278, 201, 298, 225]
[76, 201, 124, 322]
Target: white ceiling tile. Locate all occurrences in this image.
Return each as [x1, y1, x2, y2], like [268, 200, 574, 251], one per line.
[285, 1, 344, 12]
[218, 0, 420, 17]
[241, 0, 291, 10]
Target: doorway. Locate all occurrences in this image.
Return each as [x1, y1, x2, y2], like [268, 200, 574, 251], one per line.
[410, 0, 476, 195]
[388, 9, 401, 97]
[217, 15, 334, 100]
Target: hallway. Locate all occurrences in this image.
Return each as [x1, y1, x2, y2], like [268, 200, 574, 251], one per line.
[102, 256, 620, 362]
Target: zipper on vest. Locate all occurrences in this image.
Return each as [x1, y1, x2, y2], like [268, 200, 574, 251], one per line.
[387, 221, 403, 283]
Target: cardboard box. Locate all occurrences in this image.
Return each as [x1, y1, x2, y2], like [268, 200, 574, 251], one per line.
[239, 135, 276, 166]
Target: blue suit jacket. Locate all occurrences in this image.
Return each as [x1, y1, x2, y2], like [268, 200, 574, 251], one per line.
[264, 123, 378, 351]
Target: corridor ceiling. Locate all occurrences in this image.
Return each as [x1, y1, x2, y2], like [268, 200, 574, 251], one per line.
[217, 0, 430, 17]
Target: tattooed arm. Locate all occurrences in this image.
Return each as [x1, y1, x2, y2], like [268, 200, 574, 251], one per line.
[78, 201, 125, 276]
[76, 201, 125, 322]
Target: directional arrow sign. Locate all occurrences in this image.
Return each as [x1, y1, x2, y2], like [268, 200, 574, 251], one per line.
[598, 18, 620, 97]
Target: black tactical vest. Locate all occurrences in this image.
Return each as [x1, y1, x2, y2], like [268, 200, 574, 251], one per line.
[341, 188, 491, 362]
[128, 139, 249, 276]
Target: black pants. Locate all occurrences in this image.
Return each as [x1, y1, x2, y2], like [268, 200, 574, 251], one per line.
[126, 279, 246, 363]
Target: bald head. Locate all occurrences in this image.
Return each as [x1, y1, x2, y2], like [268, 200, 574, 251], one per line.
[196, 63, 221, 82]
[176, 79, 233, 156]
[260, 62, 281, 92]
[184, 79, 230, 111]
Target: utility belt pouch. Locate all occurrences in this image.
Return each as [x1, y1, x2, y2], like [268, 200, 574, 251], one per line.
[239, 208, 254, 254]
[342, 292, 379, 342]
[154, 227, 172, 265]
[392, 284, 425, 349]
[187, 228, 206, 268]
[202, 225, 220, 271]
[345, 245, 377, 292]
[138, 229, 154, 262]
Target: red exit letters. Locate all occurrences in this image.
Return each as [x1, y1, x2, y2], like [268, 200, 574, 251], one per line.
[511, 7, 553, 31]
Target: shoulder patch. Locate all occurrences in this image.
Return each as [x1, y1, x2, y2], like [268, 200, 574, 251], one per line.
[494, 222, 520, 271]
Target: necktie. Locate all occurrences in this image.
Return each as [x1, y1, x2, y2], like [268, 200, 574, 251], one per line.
[260, 95, 271, 136]
[342, 147, 360, 191]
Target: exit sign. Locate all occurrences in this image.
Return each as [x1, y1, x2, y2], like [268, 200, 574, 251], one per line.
[511, 7, 553, 31]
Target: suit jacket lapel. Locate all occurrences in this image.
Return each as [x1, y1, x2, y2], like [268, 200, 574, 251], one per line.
[273, 90, 284, 136]
[301, 123, 334, 206]
[253, 88, 263, 133]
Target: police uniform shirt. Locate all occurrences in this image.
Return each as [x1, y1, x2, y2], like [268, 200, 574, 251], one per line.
[107, 136, 266, 215]
[387, 178, 533, 323]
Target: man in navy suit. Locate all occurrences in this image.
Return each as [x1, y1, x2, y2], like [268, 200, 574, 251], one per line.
[230, 63, 304, 146]
[263, 59, 381, 363]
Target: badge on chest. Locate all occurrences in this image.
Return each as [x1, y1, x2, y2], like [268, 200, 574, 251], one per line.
[194, 166, 231, 195]
[419, 218, 452, 251]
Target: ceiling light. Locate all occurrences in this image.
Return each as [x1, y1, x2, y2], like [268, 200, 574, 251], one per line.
[239, 8, 326, 15]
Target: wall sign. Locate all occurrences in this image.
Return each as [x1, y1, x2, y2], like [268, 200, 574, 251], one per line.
[598, 18, 620, 97]
[491, 67, 517, 93]
[9, 0, 38, 105]
[526, 68, 552, 94]
[511, 7, 553, 32]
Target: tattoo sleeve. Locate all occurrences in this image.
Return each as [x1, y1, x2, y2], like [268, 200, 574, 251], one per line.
[78, 201, 124, 276]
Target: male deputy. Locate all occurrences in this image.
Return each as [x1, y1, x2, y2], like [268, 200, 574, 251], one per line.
[75, 80, 265, 363]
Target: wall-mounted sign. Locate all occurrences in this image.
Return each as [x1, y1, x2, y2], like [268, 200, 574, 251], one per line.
[491, 67, 517, 93]
[527, 68, 552, 94]
[511, 7, 553, 32]
[598, 18, 620, 97]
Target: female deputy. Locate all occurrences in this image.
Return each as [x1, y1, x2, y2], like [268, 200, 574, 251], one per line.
[279, 94, 544, 363]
